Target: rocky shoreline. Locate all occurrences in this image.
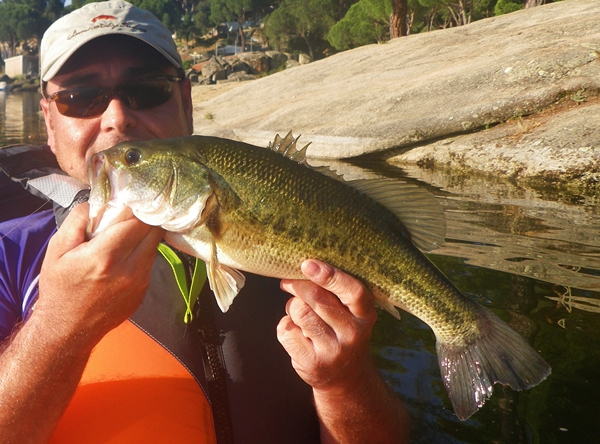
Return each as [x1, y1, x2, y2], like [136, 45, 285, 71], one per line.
[188, 51, 310, 85]
[191, 0, 600, 194]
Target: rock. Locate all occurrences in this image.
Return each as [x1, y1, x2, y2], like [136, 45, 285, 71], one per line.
[192, 0, 600, 190]
[201, 56, 230, 79]
[236, 52, 269, 74]
[298, 54, 311, 65]
[266, 51, 288, 71]
[212, 69, 229, 82]
[230, 60, 251, 74]
[220, 72, 257, 83]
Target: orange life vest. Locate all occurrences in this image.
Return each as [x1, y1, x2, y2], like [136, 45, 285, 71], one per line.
[49, 319, 217, 444]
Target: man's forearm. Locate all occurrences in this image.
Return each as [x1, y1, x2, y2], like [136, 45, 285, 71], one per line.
[314, 364, 410, 444]
[0, 312, 94, 444]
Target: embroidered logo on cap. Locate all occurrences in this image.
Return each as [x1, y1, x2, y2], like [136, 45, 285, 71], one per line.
[68, 16, 147, 40]
[91, 15, 117, 23]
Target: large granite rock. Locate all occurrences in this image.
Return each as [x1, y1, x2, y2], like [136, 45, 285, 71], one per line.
[193, 0, 600, 188]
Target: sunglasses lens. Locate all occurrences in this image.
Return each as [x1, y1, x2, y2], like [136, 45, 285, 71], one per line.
[119, 78, 175, 110]
[54, 87, 108, 118]
[50, 77, 179, 118]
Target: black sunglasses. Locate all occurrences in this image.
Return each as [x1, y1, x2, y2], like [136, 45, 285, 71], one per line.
[44, 75, 183, 118]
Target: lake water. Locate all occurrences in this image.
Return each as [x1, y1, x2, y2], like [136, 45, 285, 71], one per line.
[0, 90, 47, 147]
[2, 91, 599, 443]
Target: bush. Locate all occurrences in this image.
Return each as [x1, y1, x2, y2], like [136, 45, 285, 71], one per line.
[494, 0, 524, 16]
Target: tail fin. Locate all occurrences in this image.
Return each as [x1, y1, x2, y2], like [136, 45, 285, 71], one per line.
[436, 306, 551, 421]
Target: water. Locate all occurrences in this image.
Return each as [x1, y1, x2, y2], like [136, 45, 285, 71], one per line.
[0, 90, 47, 147]
[3, 91, 599, 443]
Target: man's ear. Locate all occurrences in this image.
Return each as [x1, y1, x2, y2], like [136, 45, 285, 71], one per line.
[40, 97, 56, 152]
[181, 78, 194, 135]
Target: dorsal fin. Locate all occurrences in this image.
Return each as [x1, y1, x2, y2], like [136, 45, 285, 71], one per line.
[268, 131, 311, 163]
[268, 132, 345, 180]
[266, 133, 446, 252]
[347, 179, 446, 252]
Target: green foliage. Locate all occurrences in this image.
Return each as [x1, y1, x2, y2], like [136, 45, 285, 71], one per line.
[0, 0, 54, 56]
[211, 0, 253, 24]
[191, 0, 213, 36]
[264, 0, 343, 59]
[494, 0, 523, 15]
[210, 0, 271, 51]
[327, 0, 391, 50]
[134, 0, 180, 24]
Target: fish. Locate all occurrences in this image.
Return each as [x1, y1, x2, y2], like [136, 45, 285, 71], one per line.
[87, 132, 551, 421]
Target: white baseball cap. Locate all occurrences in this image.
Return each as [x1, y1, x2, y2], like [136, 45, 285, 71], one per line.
[40, 1, 182, 82]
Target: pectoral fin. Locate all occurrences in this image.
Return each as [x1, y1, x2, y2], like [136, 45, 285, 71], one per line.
[206, 239, 246, 312]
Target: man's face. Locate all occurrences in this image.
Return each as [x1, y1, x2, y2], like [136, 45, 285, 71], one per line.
[40, 37, 193, 183]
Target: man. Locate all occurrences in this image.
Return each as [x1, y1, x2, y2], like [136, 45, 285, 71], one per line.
[0, 2, 409, 443]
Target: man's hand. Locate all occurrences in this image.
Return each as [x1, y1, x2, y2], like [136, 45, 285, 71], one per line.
[278, 259, 377, 392]
[0, 203, 165, 443]
[36, 202, 165, 342]
[278, 259, 410, 444]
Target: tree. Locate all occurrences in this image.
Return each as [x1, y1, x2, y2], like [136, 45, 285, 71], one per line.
[389, 0, 408, 38]
[495, 0, 523, 15]
[264, 0, 339, 60]
[327, 0, 391, 50]
[191, 0, 213, 37]
[210, 0, 260, 52]
[0, 1, 47, 57]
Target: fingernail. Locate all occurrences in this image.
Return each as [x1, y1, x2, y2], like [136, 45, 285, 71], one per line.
[302, 259, 321, 277]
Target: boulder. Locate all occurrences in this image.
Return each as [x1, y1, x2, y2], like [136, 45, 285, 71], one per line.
[212, 69, 229, 82]
[236, 52, 269, 74]
[221, 72, 257, 83]
[201, 56, 230, 79]
[266, 51, 288, 71]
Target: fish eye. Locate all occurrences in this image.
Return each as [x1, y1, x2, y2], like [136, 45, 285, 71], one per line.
[124, 149, 142, 165]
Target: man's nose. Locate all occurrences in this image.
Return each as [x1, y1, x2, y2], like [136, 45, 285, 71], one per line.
[100, 97, 137, 132]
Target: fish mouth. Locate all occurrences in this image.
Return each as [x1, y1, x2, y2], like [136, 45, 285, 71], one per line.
[87, 152, 127, 238]
[88, 153, 107, 194]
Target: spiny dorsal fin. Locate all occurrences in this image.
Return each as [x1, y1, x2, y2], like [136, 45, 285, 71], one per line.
[268, 131, 311, 164]
[268, 132, 345, 180]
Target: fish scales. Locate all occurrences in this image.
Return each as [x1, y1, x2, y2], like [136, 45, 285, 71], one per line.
[88, 135, 551, 421]
[199, 138, 479, 334]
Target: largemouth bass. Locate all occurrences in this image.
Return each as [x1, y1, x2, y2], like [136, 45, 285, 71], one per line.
[87, 133, 550, 421]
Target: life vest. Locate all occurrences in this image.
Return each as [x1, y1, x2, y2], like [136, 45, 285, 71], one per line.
[0, 144, 321, 444]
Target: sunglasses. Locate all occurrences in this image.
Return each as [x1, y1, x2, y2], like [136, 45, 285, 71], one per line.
[44, 75, 183, 118]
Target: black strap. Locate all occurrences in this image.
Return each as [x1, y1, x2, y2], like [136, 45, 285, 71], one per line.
[197, 287, 235, 444]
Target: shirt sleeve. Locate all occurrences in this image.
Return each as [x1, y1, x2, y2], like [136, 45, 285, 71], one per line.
[0, 211, 55, 341]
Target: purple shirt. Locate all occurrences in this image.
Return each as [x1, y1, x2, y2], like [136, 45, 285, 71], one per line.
[0, 210, 56, 340]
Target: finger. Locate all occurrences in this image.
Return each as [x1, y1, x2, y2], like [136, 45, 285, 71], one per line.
[88, 209, 164, 262]
[276, 313, 318, 367]
[285, 295, 336, 342]
[281, 278, 354, 332]
[46, 203, 90, 260]
[300, 259, 375, 322]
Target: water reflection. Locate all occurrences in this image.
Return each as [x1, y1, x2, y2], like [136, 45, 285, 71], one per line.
[314, 158, 600, 298]
[0, 90, 47, 147]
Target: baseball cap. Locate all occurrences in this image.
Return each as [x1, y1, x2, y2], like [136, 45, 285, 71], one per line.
[40, 1, 182, 82]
